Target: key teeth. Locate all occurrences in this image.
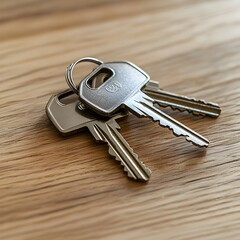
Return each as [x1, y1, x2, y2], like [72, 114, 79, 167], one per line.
[155, 116, 208, 148]
[173, 95, 220, 108]
[145, 86, 221, 117]
[127, 171, 134, 179]
[157, 103, 201, 115]
[108, 146, 135, 179]
[132, 95, 209, 148]
[107, 144, 151, 181]
[92, 122, 151, 182]
[156, 103, 219, 117]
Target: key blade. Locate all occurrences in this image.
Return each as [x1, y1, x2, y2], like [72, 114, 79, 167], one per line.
[88, 119, 151, 182]
[125, 92, 209, 148]
[143, 81, 221, 118]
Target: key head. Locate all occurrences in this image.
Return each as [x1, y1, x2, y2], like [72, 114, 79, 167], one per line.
[79, 61, 150, 116]
[46, 89, 127, 135]
[46, 89, 99, 135]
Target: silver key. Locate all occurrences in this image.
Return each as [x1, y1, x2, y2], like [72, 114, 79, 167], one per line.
[79, 61, 209, 147]
[46, 89, 151, 182]
[144, 81, 221, 118]
[80, 64, 221, 118]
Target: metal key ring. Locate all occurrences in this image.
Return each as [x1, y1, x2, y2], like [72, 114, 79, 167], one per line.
[65, 57, 103, 95]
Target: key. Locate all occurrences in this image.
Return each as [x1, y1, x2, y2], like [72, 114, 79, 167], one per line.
[87, 72, 221, 118]
[143, 81, 221, 118]
[46, 89, 151, 182]
[78, 60, 209, 147]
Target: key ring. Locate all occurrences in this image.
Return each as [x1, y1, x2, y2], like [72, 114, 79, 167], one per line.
[65, 57, 103, 95]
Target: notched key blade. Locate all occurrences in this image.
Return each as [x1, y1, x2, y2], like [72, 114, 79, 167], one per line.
[125, 92, 209, 148]
[144, 81, 221, 118]
[88, 120, 151, 182]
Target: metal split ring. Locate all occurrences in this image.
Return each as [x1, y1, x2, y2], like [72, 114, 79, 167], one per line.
[65, 57, 103, 95]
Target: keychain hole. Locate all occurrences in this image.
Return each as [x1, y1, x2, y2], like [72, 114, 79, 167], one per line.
[58, 91, 78, 105]
[86, 68, 113, 89]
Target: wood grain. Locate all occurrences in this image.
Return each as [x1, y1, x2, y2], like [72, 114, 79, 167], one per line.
[1, 0, 240, 239]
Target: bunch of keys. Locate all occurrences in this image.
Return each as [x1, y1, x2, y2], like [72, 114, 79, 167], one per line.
[46, 57, 221, 182]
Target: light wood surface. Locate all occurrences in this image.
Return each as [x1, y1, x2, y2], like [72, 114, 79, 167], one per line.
[1, 0, 240, 239]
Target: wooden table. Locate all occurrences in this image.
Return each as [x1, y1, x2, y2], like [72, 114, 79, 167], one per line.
[1, 0, 240, 239]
